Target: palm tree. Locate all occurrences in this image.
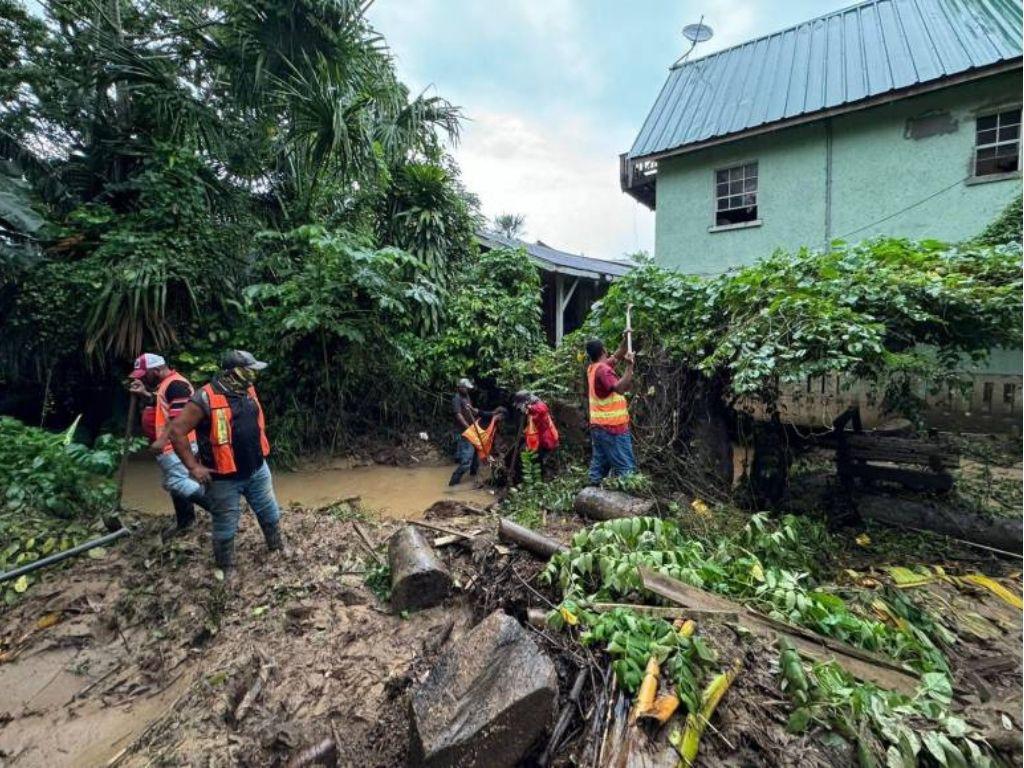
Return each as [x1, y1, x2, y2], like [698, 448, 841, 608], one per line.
[493, 213, 526, 239]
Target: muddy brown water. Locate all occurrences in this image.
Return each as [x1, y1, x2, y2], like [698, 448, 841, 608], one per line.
[120, 454, 495, 519]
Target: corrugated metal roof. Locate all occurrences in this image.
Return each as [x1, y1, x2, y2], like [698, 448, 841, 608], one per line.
[629, 0, 1023, 160]
[476, 232, 632, 278]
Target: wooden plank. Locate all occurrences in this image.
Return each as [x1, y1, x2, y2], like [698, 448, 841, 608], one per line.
[852, 464, 954, 492]
[638, 568, 920, 696]
[843, 434, 959, 470]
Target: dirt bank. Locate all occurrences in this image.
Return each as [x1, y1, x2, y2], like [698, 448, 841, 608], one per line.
[120, 455, 495, 519]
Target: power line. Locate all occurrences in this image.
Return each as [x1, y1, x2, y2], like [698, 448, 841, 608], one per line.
[837, 175, 969, 240]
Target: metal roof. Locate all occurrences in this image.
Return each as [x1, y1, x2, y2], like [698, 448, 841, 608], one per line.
[628, 0, 1023, 160]
[476, 232, 632, 279]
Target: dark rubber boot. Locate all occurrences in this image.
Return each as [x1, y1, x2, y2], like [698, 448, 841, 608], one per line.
[260, 521, 291, 557]
[173, 495, 197, 530]
[448, 471, 463, 486]
[189, 492, 211, 512]
[212, 538, 236, 581]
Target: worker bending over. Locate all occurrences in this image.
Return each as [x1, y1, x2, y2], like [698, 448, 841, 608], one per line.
[514, 390, 560, 477]
[168, 351, 286, 577]
[585, 336, 636, 484]
[128, 353, 208, 534]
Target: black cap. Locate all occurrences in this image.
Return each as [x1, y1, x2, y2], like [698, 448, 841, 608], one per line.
[221, 350, 268, 371]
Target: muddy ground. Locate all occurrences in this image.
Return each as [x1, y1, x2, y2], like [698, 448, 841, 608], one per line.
[0, 456, 1021, 767]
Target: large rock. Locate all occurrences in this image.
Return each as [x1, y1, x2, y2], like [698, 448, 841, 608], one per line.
[388, 526, 451, 612]
[574, 486, 655, 520]
[409, 611, 558, 768]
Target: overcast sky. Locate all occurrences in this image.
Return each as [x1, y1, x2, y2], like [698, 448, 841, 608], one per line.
[369, 0, 852, 261]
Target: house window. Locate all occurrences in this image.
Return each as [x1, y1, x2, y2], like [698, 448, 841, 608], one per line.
[974, 109, 1020, 177]
[715, 162, 758, 225]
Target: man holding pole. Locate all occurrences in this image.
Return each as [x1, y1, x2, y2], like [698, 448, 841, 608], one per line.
[584, 330, 636, 485]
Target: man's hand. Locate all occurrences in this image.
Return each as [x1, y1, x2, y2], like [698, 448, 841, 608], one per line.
[189, 465, 213, 485]
[149, 436, 168, 455]
[128, 380, 151, 400]
[624, 351, 636, 367]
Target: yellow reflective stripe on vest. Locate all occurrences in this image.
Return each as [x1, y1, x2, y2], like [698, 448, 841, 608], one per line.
[587, 364, 629, 427]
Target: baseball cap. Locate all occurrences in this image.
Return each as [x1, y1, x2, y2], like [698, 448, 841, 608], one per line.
[221, 350, 268, 371]
[129, 353, 166, 379]
[457, 377, 475, 390]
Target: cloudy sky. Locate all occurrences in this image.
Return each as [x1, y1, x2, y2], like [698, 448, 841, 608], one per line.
[368, 0, 852, 261]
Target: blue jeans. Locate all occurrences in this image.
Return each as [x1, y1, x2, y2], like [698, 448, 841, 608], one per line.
[449, 436, 480, 485]
[589, 428, 637, 484]
[205, 461, 281, 543]
[155, 444, 205, 502]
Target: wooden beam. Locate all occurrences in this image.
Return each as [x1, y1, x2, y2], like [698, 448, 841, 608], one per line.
[637, 567, 920, 695]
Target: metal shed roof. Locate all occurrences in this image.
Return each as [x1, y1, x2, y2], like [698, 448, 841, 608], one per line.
[476, 232, 632, 279]
[628, 0, 1023, 161]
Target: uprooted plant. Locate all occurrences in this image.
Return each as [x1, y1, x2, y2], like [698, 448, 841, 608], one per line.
[540, 512, 998, 765]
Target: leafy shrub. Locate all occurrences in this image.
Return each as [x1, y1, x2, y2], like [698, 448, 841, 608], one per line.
[0, 416, 140, 603]
[974, 195, 1022, 246]
[427, 245, 545, 391]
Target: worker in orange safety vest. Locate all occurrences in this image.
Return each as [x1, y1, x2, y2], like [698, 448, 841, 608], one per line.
[168, 350, 285, 577]
[514, 391, 560, 477]
[584, 336, 636, 484]
[128, 353, 208, 535]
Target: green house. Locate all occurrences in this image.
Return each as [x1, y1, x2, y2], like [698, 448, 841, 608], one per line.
[622, 0, 1022, 276]
[621, 0, 1022, 428]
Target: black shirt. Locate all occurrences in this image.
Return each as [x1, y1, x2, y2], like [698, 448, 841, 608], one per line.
[192, 379, 265, 480]
[452, 392, 475, 431]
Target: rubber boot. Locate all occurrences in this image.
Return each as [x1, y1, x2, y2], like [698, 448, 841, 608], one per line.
[189, 491, 211, 513]
[212, 537, 236, 582]
[448, 470, 463, 486]
[161, 496, 196, 539]
[260, 521, 291, 558]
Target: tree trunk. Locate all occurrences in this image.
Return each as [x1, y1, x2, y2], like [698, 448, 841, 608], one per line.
[857, 494, 1023, 553]
[388, 526, 451, 612]
[574, 487, 655, 521]
[498, 518, 566, 559]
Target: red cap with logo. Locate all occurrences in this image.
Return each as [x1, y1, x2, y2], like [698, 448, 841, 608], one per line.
[129, 353, 166, 379]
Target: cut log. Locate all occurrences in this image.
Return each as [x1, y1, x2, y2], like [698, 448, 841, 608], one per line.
[574, 487, 655, 521]
[410, 611, 558, 768]
[638, 567, 920, 696]
[388, 526, 452, 612]
[498, 518, 567, 559]
[857, 494, 1023, 553]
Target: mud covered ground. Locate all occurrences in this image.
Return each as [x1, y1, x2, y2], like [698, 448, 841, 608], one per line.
[0, 477, 1021, 767]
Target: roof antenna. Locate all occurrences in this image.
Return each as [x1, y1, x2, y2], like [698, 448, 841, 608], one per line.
[672, 16, 714, 69]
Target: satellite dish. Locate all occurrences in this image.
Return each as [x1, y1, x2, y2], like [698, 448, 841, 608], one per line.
[682, 23, 714, 43]
[672, 16, 714, 68]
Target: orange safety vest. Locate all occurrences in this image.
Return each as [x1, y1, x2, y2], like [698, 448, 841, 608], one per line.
[154, 371, 196, 453]
[202, 383, 271, 474]
[587, 363, 630, 429]
[462, 419, 498, 460]
[525, 412, 560, 452]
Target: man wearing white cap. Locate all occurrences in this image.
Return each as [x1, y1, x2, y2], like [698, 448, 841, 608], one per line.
[127, 353, 208, 533]
[449, 377, 480, 485]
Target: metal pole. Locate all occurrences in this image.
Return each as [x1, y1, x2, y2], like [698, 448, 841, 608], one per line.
[0, 528, 130, 584]
[626, 303, 634, 355]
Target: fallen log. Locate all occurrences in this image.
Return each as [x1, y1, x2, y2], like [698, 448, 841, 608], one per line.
[574, 487, 655, 521]
[591, 602, 737, 622]
[857, 494, 1023, 553]
[638, 567, 920, 696]
[388, 526, 452, 612]
[498, 518, 567, 559]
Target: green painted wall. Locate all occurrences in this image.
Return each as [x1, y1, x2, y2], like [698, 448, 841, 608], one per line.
[653, 71, 1023, 276]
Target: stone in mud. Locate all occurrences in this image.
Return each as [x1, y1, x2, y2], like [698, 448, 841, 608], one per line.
[387, 526, 451, 612]
[409, 611, 558, 768]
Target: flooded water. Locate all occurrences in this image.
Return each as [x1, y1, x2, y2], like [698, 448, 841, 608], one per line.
[121, 455, 495, 520]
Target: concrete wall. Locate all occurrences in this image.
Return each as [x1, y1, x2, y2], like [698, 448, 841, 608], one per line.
[654, 71, 1023, 275]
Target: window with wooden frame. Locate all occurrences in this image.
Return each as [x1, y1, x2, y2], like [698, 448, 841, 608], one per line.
[714, 162, 758, 226]
[974, 109, 1020, 177]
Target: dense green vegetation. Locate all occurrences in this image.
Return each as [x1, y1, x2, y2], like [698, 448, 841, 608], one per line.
[0, 0, 534, 451]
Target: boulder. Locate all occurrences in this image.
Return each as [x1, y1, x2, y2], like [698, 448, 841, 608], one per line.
[410, 611, 558, 768]
[574, 486, 655, 520]
[388, 526, 451, 612]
